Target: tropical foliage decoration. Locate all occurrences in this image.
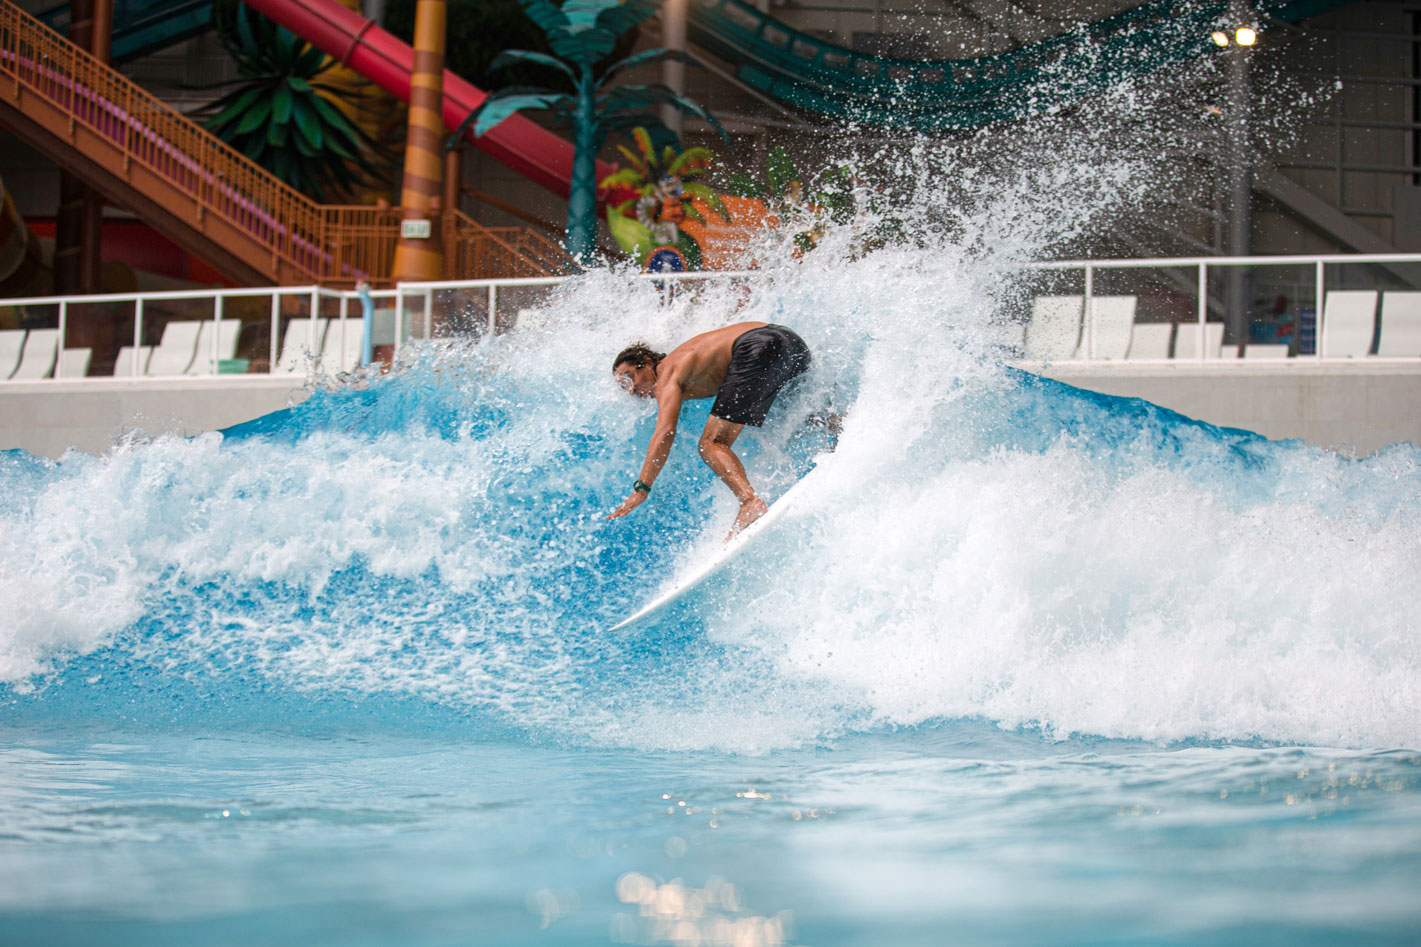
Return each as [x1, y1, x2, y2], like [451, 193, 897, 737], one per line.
[722, 148, 892, 255]
[600, 127, 730, 269]
[198, 0, 388, 202]
[455, 0, 729, 262]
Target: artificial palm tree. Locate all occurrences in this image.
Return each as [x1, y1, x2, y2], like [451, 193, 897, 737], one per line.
[452, 0, 728, 262]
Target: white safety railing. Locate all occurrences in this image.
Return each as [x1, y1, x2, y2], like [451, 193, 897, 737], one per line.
[1023, 252, 1421, 364]
[3, 256, 1420, 384]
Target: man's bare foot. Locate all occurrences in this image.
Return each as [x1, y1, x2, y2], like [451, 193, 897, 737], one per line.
[727, 496, 769, 541]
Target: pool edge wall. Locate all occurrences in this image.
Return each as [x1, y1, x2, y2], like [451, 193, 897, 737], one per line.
[1039, 362, 1421, 456]
[1, 365, 1418, 459]
[0, 377, 311, 459]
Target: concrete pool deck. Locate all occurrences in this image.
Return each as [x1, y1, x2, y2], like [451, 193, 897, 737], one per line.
[0, 376, 311, 458]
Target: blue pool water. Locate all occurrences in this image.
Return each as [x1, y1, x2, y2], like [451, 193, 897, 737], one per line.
[3, 258, 1419, 945]
[4, 93, 1421, 940]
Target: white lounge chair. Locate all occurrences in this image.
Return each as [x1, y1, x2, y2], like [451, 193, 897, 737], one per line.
[276, 318, 330, 373]
[11, 328, 59, 379]
[1243, 344, 1291, 359]
[146, 320, 203, 375]
[1126, 323, 1174, 359]
[0, 329, 25, 379]
[369, 308, 397, 347]
[322, 318, 363, 373]
[1081, 295, 1137, 359]
[1024, 296, 1083, 360]
[187, 320, 242, 375]
[1173, 321, 1225, 360]
[114, 345, 153, 376]
[1378, 291, 1421, 356]
[1320, 290, 1377, 357]
[58, 347, 92, 378]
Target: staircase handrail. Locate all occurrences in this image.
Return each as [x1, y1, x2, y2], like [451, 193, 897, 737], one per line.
[0, 0, 565, 283]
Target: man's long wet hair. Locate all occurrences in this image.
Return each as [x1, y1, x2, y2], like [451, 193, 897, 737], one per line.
[612, 343, 665, 372]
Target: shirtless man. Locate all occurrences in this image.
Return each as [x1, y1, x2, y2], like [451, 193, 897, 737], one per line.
[607, 323, 812, 534]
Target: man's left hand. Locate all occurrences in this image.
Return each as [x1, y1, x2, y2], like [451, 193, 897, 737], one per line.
[606, 490, 649, 520]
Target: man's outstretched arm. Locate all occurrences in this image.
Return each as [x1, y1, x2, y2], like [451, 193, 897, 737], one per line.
[607, 381, 684, 519]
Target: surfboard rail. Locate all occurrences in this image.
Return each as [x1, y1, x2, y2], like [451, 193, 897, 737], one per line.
[607, 462, 828, 633]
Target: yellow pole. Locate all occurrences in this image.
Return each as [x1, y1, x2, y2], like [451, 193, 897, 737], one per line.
[390, 0, 446, 284]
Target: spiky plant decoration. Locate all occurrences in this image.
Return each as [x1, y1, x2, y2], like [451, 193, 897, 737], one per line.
[722, 147, 875, 254]
[199, 0, 387, 202]
[452, 0, 728, 263]
[599, 126, 730, 267]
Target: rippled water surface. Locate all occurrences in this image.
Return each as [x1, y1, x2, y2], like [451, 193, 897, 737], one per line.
[3, 726, 1418, 946]
[4, 59, 1421, 943]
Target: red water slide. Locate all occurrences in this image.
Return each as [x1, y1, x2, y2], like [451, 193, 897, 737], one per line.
[241, 0, 622, 202]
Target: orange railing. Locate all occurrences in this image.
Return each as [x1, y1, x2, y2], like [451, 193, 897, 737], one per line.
[0, 0, 571, 284]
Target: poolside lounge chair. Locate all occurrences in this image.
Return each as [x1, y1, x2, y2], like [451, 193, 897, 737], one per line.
[1378, 291, 1421, 356]
[1081, 296, 1137, 360]
[187, 320, 242, 374]
[58, 347, 92, 378]
[1172, 321, 1225, 360]
[276, 318, 330, 373]
[322, 319, 363, 373]
[11, 328, 59, 378]
[0, 329, 25, 378]
[114, 345, 152, 376]
[1243, 344, 1291, 359]
[1320, 290, 1377, 357]
[1126, 323, 1174, 359]
[1024, 296, 1083, 360]
[146, 320, 203, 375]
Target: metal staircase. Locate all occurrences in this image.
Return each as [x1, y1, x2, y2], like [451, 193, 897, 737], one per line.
[0, 0, 572, 286]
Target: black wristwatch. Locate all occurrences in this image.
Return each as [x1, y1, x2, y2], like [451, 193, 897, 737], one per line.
[633, 479, 652, 493]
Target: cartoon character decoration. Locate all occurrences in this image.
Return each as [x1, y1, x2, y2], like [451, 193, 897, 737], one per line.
[601, 128, 732, 272]
[601, 133, 895, 270]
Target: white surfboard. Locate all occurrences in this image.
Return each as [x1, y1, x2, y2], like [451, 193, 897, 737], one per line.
[608, 461, 829, 633]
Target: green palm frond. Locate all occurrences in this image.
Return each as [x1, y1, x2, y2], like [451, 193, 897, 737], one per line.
[631, 126, 655, 166]
[590, 0, 657, 37]
[518, 0, 569, 34]
[596, 48, 700, 87]
[470, 88, 576, 136]
[597, 167, 646, 192]
[597, 84, 731, 144]
[614, 145, 649, 175]
[667, 147, 716, 178]
[681, 181, 730, 221]
[766, 146, 799, 199]
[489, 49, 578, 84]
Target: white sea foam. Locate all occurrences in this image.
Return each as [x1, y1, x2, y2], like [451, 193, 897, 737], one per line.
[2, 63, 1418, 750]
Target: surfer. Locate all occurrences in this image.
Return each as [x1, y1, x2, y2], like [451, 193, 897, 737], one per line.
[607, 323, 811, 535]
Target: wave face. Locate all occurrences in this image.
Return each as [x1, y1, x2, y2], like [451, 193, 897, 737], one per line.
[3, 77, 1419, 754]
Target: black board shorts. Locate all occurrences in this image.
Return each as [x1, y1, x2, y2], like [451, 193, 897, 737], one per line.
[709, 325, 811, 427]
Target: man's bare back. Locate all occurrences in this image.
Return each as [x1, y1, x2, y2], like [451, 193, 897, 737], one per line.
[607, 323, 811, 538]
[655, 322, 769, 400]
